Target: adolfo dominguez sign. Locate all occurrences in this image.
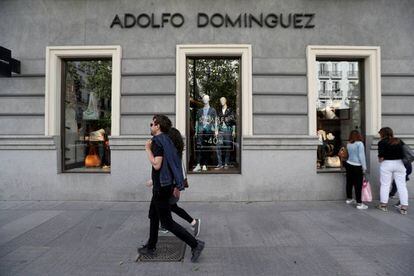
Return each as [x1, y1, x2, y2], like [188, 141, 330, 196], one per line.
[110, 12, 315, 29]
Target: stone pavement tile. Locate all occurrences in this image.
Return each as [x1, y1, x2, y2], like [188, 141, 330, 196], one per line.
[0, 210, 35, 227]
[307, 210, 413, 246]
[0, 211, 62, 245]
[0, 201, 33, 210]
[109, 201, 148, 211]
[222, 210, 304, 247]
[73, 246, 135, 276]
[281, 211, 340, 246]
[358, 244, 414, 276]
[364, 208, 414, 238]
[102, 213, 148, 248]
[13, 201, 64, 210]
[0, 210, 93, 258]
[0, 246, 50, 276]
[46, 210, 130, 248]
[54, 201, 115, 210]
[326, 246, 386, 276]
[15, 245, 98, 276]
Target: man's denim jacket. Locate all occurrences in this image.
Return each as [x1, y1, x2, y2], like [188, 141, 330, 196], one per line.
[152, 133, 185, 191]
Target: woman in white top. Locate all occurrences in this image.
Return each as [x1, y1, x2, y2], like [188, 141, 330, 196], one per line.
[344, 130, 368, 209]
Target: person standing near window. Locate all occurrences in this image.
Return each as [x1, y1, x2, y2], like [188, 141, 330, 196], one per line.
[377, 127, 409, 215]
[344, 130, 368, 209]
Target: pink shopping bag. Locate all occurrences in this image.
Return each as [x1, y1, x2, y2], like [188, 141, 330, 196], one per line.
[361, 178, 372, 202]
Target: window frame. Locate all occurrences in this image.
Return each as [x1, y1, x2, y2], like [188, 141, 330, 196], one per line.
[176, 44, 252, 172]
[45, 46, 121, 173]
[60, 58, 113, 173]
[185, 56, 242, 174]
[307, 46, 381, 137]
[45, 46, 122, 137]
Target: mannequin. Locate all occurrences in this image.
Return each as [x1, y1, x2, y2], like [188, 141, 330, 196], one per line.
[83, 92, 99, 120]
[193, 95, 217, 172]
[215, 97, 236, 170]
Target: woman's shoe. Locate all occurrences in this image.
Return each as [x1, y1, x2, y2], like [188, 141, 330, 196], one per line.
[376, 204, 388, 212]
[399, 208, 408, 215]
[356, 203, 368, 210]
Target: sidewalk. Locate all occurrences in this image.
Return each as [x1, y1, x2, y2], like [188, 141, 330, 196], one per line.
[0, 200, 413, 276]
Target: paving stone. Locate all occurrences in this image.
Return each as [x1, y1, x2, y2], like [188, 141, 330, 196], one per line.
[0, 211, 62, 245]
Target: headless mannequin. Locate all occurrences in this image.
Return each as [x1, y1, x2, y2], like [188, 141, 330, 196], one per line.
[193, 95, 217, 172]
[215, 97, 236, 169]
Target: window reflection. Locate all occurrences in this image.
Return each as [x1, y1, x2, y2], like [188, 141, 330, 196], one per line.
[316, 61, 363, 170]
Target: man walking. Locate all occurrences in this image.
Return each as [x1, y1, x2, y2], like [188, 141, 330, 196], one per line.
[138, 114, 205, 262]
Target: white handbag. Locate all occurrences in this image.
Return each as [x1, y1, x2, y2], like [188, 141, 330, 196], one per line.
[325, 156, 341, 168]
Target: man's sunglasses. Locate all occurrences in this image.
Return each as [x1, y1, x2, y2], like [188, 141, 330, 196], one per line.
[150, 123, 157, 127]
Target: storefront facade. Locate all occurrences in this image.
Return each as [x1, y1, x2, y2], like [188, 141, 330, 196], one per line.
[1, 0, 413, 201]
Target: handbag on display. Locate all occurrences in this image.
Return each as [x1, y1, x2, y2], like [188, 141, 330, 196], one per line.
[361, 178, 372, 202]
[402, 143, 414, 163]
[324, 156, 341, 168]
[85, 145, 101, 167]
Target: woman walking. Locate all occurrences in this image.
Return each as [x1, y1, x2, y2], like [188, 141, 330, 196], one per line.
[377, 127, 409, 215]
[167, 127, 201, 237]
[344, 130, 368, 209]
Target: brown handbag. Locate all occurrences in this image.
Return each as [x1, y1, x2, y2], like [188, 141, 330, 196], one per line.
[85, 145, 101, 167]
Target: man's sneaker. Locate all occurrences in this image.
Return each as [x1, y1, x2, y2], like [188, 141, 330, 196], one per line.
[137, 244, 156, 257]
[202, 165, 207, 171]
[191, 240, 205, 262]
[394, 202, 401, 209]
[159, 226, 169, 234]
[346, 199, 356, 204]
[376, 204, 388, 212]
[214, 165, 224, 170]
[193, 164, 201, 172]
[192, 218, 201, 237]
[356, 203, 368, 210]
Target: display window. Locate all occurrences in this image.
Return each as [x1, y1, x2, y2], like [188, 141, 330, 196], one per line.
[61, 59, 112, 172]
[316, 60, 364, 171]
[186, 57, 241, 173]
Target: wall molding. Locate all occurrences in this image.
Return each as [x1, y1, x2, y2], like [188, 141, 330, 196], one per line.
[0, 135, 56, 150]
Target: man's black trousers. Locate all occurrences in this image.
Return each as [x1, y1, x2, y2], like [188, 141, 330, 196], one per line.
[147, 185, 198, 249]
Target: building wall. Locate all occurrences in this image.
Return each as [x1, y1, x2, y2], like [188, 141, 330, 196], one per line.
[0, 0, 413, 201]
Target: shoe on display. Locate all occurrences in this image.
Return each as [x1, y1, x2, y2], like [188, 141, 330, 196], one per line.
[193, 164, 201, 172]
[202, 165, 207, 171]
[345, 199, 356, 204]
[356, 203, 368, 210]
[192, 218, 201, 237]
[191, 240, 205, 262]
[137, 244, 156, 257]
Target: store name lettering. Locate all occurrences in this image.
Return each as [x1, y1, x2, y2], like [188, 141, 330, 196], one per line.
[110, 13, 315, 29]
